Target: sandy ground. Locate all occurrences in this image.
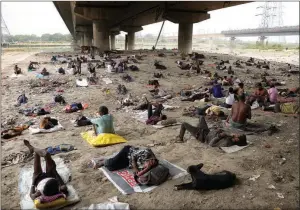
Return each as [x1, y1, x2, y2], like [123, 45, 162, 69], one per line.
[1, 48, 299, 209]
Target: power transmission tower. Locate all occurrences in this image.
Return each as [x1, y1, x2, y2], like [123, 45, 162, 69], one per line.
[256, 2, 285, 43]
[1, 15, 12, 43]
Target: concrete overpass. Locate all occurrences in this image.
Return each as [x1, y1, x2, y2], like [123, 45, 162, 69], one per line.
[54, 1, 249, 53]
[163, 33, 224, 40]
[221, 25, 300, 44]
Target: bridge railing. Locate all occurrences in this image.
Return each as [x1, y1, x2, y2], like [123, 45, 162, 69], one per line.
[221, 25, 299, 35]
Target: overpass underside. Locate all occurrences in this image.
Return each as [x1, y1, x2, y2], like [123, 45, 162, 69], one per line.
[54, 1, 249, 53]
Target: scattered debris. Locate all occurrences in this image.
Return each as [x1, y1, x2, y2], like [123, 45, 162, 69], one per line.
[249, 174, 260, 181]
[267, 184, 276, 190]
[276, 192, 284, 199]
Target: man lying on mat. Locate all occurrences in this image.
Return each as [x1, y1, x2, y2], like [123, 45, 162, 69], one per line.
[175, 116, 247, 147]
[90, 106, 115, 135]
[89, 145, 158, 184]
[23, 140, 68, 201]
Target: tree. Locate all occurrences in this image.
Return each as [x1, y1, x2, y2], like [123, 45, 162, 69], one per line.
[144, 34, 155, 39]
[41, 33, 51, 41]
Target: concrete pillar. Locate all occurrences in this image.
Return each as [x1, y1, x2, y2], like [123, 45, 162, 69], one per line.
[125, 35, 128, 50]
[110, 35, 116, 50]
[259, 36, 266, 46]
[72, 39, 77, 51]
[84, 32, 92, 46]
[230, 37, 236, 52]
[178, 23, 193, 54]
[80, 35, 84, 47]
[127, 32, 135, 50]
[93, 20, 110, 52]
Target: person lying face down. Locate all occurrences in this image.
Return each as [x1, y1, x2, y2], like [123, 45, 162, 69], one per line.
[174, 163, 237, 191]
[90, 106, 115, 135]
[23, 140, 68, 201]
[175, 116, 247, 147]
[89, 145, 158, 184]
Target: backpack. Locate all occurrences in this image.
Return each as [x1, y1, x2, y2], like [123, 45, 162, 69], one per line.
[135, 164, 170, 186]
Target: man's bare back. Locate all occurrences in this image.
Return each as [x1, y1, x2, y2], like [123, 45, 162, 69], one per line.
[230, 101, 251, 124]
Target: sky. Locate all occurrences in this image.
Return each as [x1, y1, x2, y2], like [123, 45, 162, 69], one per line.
[2, 2, 299, 42]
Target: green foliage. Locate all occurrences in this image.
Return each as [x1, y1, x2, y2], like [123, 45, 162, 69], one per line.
[2, 33, 72, 43]
[243, 42, 284, 51]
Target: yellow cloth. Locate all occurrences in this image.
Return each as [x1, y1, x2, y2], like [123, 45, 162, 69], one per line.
[81, 131, 127, 147]
[205, 105, 221, 115]
[34, 197, 67, 209]
[280, 103, 299, 114]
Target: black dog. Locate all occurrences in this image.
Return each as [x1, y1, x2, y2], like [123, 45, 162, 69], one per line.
[174, 163, 236, 191]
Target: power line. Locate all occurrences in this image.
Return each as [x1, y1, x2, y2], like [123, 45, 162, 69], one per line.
[1, 15, 13, 43]
[256, 2, 285, 43]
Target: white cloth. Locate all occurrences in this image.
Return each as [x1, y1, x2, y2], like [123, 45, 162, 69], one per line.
[158, 89, 167, 97]
[36, 178, 55, 195]
[225, 93, 235, 105]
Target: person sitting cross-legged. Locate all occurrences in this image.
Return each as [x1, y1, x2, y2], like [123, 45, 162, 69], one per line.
[90, 106, 115, 135]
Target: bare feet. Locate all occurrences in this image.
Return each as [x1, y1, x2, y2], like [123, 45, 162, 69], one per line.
[23, 140, 34, 153]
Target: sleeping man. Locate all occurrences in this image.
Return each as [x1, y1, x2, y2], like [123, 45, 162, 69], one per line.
[24, 140, 68, 201]
[175, 116, 247, 147]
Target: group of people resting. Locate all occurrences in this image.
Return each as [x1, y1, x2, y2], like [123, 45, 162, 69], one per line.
[19, 56, 297, 202]
[24, 102, 242, 200]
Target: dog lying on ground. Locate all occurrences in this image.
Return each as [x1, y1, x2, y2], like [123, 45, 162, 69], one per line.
[174, 163, 237, 191]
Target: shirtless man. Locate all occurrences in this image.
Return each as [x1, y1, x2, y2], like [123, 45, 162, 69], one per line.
[226, 94, 251, 129]
[248, 83, 268, 106]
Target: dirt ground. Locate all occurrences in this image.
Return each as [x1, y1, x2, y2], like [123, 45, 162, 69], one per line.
[1, 48, 299, 209]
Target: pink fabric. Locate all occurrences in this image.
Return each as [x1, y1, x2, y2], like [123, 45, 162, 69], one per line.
[39, 193, 66, 203]
[268, 87, 278, 103]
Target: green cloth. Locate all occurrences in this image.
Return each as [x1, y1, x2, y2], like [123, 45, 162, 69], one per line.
[230, 119, 246, 129]
[90, 114, 115, 135]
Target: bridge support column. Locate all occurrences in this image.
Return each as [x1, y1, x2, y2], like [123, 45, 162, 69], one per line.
[93, 20, 110, 52]
[230, 37, 236, 52]
[80, 35, 84, 47]
[259, 36, 267, 46]
[125, 35, 128, 50]
[110, 31, 119, 50]
[84, 32, 92, 46]
[128, 32, 135, 50]
[178, 23, 193, 54]
[121, 26, 143, 51]
[163, 10, 210, 54]
[72, 39, 77, 51]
